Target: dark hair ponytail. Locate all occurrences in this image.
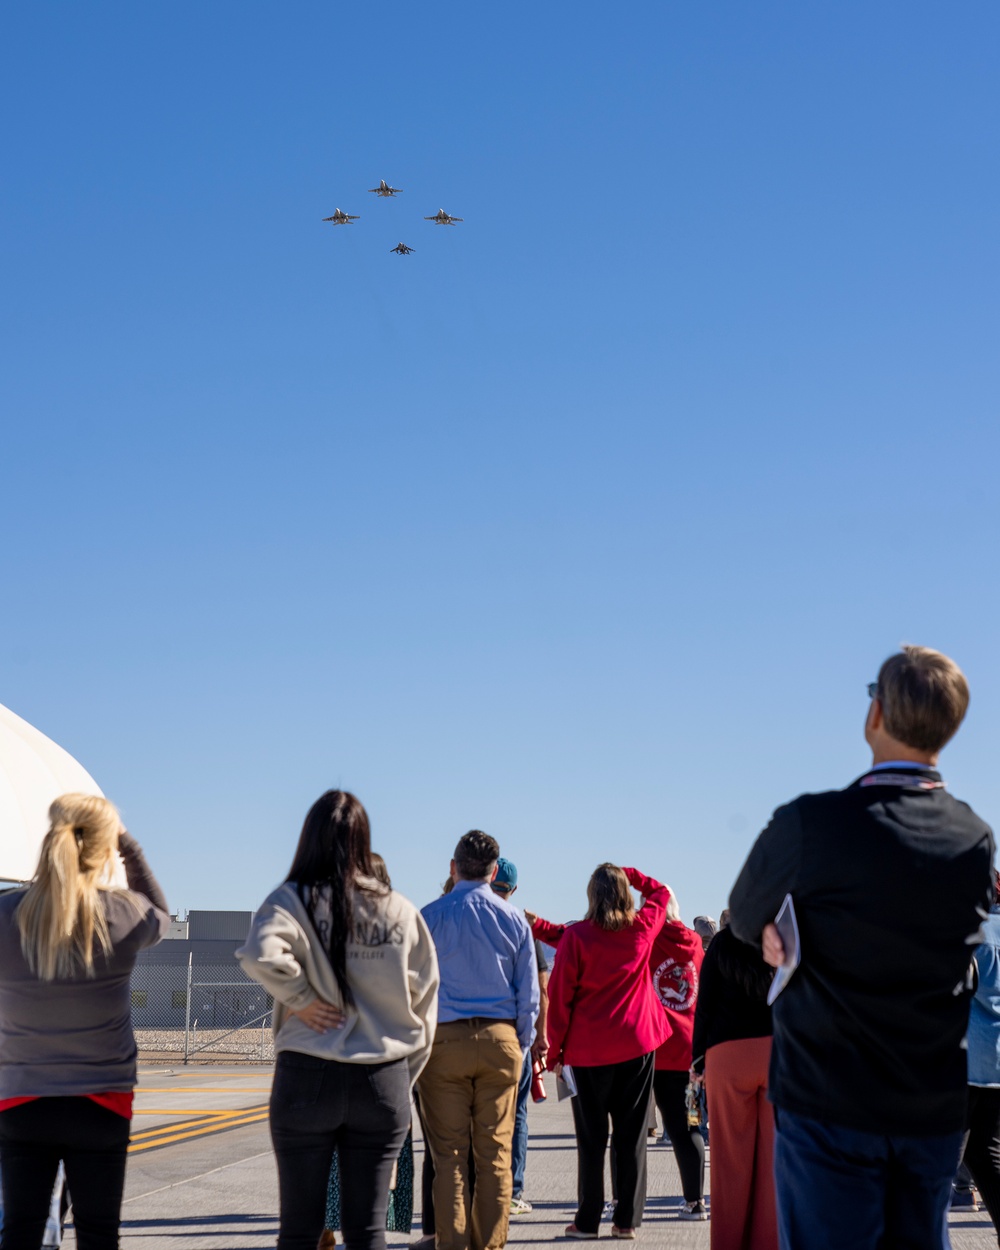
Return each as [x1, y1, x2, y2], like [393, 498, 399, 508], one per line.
[285, 790, 374, 1006]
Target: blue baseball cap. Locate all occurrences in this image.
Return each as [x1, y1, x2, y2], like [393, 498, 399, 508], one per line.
[493, 857, 518, 890]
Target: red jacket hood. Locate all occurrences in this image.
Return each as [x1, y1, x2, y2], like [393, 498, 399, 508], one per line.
[652, 919, 702, 964]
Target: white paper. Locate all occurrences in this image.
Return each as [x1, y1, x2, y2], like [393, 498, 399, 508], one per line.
[557, 1064, 578, 1101]
[766, 893, 801, 1006]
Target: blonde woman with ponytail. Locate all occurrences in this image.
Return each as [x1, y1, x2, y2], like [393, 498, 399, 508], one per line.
[0, 793, 169, 1250]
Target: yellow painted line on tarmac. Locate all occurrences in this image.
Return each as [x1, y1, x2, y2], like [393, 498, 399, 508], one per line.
[132, 1108, 241, 1119]
[129, 1111, 270, 1152]
[136, 1087, 272, 1094]
[129, 1104, 268, 1139]
[128, 1105, 270, 1153]
[130, 1110, 249, 1141]
[128, 1114, 269, 1153]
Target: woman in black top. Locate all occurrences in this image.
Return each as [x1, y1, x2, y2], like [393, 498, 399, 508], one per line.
[691, 922, 776, 1250]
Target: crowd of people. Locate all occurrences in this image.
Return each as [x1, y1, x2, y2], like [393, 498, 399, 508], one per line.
[0, 644, 998, 1250]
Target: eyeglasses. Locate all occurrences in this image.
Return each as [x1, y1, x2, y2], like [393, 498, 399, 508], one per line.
[867, 682, 879, 699]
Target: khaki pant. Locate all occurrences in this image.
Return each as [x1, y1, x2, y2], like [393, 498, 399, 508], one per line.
[417, 1018, 523, 1250]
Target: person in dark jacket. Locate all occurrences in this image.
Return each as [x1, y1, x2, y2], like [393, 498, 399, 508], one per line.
[691, 921, 776, 1250]
[729, 646, 995, 1250]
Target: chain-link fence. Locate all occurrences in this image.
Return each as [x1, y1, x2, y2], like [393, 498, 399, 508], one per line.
[131, 959, 274, 1062]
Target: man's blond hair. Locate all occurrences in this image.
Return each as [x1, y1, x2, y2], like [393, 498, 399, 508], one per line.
[877, 645, 969, 753]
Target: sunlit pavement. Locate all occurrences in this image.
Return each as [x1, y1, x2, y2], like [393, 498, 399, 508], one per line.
[57, 1066, 997, 1249]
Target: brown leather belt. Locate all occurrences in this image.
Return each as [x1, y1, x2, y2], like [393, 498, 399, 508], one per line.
[438, 1016, 517, 1028]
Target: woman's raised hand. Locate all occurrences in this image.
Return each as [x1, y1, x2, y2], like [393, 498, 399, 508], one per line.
[291, 999, 345, 1033]
[523, 909, 538, 927]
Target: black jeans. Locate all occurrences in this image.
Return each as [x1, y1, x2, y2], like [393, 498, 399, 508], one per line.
[571, 1053, 655, 1233]
[0, 1097, 130, 1250]
[963, 1085, 1000, 1244]
[652, 1069, 705, 1203]
[270, 1051, 410, 1250]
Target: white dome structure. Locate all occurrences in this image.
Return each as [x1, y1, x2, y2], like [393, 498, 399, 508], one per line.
[0, 701, 105, 883]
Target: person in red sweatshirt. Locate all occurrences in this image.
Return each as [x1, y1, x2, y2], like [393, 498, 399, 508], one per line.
[529, 881, 707, 1225]
[648, 894, 706, 1220]
[527, 865, 671, 1241]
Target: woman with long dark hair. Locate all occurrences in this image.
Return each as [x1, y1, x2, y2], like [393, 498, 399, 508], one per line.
[238, 791, 439, 1250]
[0, 793, 169, 1250]
[544, 864, 672, 1240]
[319, 855, 417, 1250]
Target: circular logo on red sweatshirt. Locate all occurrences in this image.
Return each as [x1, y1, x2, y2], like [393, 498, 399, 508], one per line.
[652, 957, 699, 1013]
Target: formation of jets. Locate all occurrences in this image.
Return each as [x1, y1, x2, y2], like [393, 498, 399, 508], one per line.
[322, 179, 462, 255]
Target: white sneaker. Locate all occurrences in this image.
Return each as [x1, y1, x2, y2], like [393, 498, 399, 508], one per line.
[677, 1200, 708, 1221]
[510, 1196, 533, 1214]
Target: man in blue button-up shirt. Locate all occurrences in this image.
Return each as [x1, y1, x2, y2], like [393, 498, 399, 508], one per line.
[417, 831, 539, 1250]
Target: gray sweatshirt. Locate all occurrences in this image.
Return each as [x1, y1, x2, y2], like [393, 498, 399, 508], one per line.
[0, 834, 170, 1098]
[237, 878, 439, 1085]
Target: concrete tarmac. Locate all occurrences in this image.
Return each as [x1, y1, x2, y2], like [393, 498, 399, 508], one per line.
[59, 1065, 997, 1249]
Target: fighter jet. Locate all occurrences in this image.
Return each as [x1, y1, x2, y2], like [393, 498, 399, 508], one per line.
[424, 208, 463, 225]
[369, 180, 402, 197]
[322, 208, 359, 225]
[390, 243, 415, 255]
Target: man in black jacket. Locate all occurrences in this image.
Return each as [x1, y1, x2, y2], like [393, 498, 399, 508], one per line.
[729, 645, 994, 1250]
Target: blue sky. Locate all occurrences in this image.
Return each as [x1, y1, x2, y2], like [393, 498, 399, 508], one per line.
[2, 2, 998, 924]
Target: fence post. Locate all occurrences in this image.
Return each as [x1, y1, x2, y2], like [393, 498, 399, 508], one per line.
[183, 953, 193, 1065]
[260, 1010, 266, 1061]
